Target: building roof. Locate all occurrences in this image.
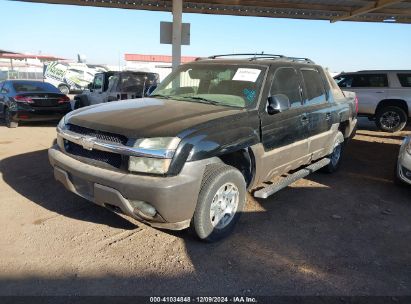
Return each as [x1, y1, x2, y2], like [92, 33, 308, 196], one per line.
[125, 54, 197, 63]
[16, 0, 411, 24]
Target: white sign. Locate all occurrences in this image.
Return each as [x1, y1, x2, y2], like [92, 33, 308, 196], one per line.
[160, 21, 190, 45]
[232, 68, 261, 82]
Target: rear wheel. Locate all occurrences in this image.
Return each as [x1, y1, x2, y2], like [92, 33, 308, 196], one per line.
[321, 132, 344, 173]
[191, 164, 246, 242]
[58, 84, 70, 95]
[4, 107, 18, 128]
[375, 106, 407, 132]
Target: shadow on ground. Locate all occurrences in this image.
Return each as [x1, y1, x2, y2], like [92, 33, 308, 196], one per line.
[0, 149, 136, 230]
[0, 133, 411, 296]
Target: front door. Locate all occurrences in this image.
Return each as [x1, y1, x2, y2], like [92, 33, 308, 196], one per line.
[260, 66, 310, 181]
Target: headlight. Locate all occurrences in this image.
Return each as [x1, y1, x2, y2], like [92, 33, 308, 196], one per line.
[57, 116, 66, 131]
[129, 157, 172, 174]
[128, 137, 181, 174]
[134, 137, 181, 150]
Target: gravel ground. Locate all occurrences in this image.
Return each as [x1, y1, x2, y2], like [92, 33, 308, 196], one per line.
[0, 118, 410, 296]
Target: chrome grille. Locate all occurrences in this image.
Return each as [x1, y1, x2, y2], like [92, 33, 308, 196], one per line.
[65, 141, 123, 169]
[67, 124, 128, 145]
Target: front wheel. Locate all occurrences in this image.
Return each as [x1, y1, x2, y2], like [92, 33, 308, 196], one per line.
[191, 164, 246, 242]
[375, 106, 407, 132]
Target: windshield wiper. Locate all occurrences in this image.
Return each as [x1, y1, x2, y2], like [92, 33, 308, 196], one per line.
[180, 96, 220, 105]
[149, 94, 173, 99]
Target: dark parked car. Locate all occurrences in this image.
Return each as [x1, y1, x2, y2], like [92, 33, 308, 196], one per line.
[0, 80, 71, 128]
[49, 54, 357, 241]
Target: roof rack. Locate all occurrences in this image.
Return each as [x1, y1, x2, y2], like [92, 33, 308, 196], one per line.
[202, 53, 315, 64]
[208, 53, 285, 59]
[286, 57, 316, 64]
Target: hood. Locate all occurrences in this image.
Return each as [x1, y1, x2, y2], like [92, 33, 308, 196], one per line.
[67, 98, 244, 138]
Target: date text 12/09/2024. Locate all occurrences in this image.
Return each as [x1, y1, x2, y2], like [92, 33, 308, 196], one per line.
[149, 297, 257, 303]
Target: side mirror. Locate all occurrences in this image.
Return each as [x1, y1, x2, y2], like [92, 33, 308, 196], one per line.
[267, 94, 290, 115]
[87, 83, 93, 91]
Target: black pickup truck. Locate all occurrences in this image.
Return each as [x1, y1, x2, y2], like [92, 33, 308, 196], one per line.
[49, 54, 357, 241]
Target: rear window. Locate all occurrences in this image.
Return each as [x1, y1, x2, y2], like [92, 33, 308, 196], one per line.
[13, 82, 60, 93]
[398, 73, 411, 87]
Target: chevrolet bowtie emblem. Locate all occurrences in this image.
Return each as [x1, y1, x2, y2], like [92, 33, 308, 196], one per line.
[80, 136, 96, 150]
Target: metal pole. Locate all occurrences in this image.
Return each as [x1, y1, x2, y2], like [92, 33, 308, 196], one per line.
[172, 0, 182, 71]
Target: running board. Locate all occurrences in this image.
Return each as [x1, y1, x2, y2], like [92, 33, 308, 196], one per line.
[253, 158, 331, 199]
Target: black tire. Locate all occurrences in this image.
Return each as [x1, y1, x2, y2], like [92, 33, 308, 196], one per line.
[4, 107, 18, 128]
[375, 106, 407, 132]
[321, 134, 344, 173]
[58, 85, 70, 95]
[191, 164, 246, 242]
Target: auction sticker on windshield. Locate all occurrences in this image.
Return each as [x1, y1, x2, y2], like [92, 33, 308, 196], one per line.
[232, 68, 261, 82]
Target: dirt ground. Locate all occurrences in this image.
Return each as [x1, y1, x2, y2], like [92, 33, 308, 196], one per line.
[0, 118, 410, 296]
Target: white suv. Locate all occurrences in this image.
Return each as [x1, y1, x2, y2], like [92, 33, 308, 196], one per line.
[335, 71, 411, 132]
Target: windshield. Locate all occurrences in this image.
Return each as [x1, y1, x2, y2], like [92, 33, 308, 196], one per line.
[151, 64, 266, 108]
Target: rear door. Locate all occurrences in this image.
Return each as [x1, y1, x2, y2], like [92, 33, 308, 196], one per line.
[300, 67, 334, 160]
[260, 66, 310, 180]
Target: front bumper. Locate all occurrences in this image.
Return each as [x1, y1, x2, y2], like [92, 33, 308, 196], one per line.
[396, 138, 411, 185]
[48, 145, 218, 230]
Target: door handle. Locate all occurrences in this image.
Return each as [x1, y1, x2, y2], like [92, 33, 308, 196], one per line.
[375, 91, 385, 93]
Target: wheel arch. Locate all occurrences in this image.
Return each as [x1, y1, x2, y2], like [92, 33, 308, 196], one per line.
[376, 99, 409, 117]
[218, 147, 256, 190]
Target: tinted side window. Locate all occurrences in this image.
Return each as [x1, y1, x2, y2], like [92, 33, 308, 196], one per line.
[271, 67, 302, 108]
[398, 73, 411, 87]
[301, 69, 327, 105]
[334, 74, 353, 88]
[351, 74, 388, 87]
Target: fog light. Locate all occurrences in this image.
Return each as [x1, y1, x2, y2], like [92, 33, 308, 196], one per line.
[130, 200, 156, 218]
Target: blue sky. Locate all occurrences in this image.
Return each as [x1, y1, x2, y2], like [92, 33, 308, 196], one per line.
[1, 0, 411, 72]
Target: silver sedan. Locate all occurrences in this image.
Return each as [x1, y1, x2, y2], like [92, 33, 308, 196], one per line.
[396, 136, 411, 185]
